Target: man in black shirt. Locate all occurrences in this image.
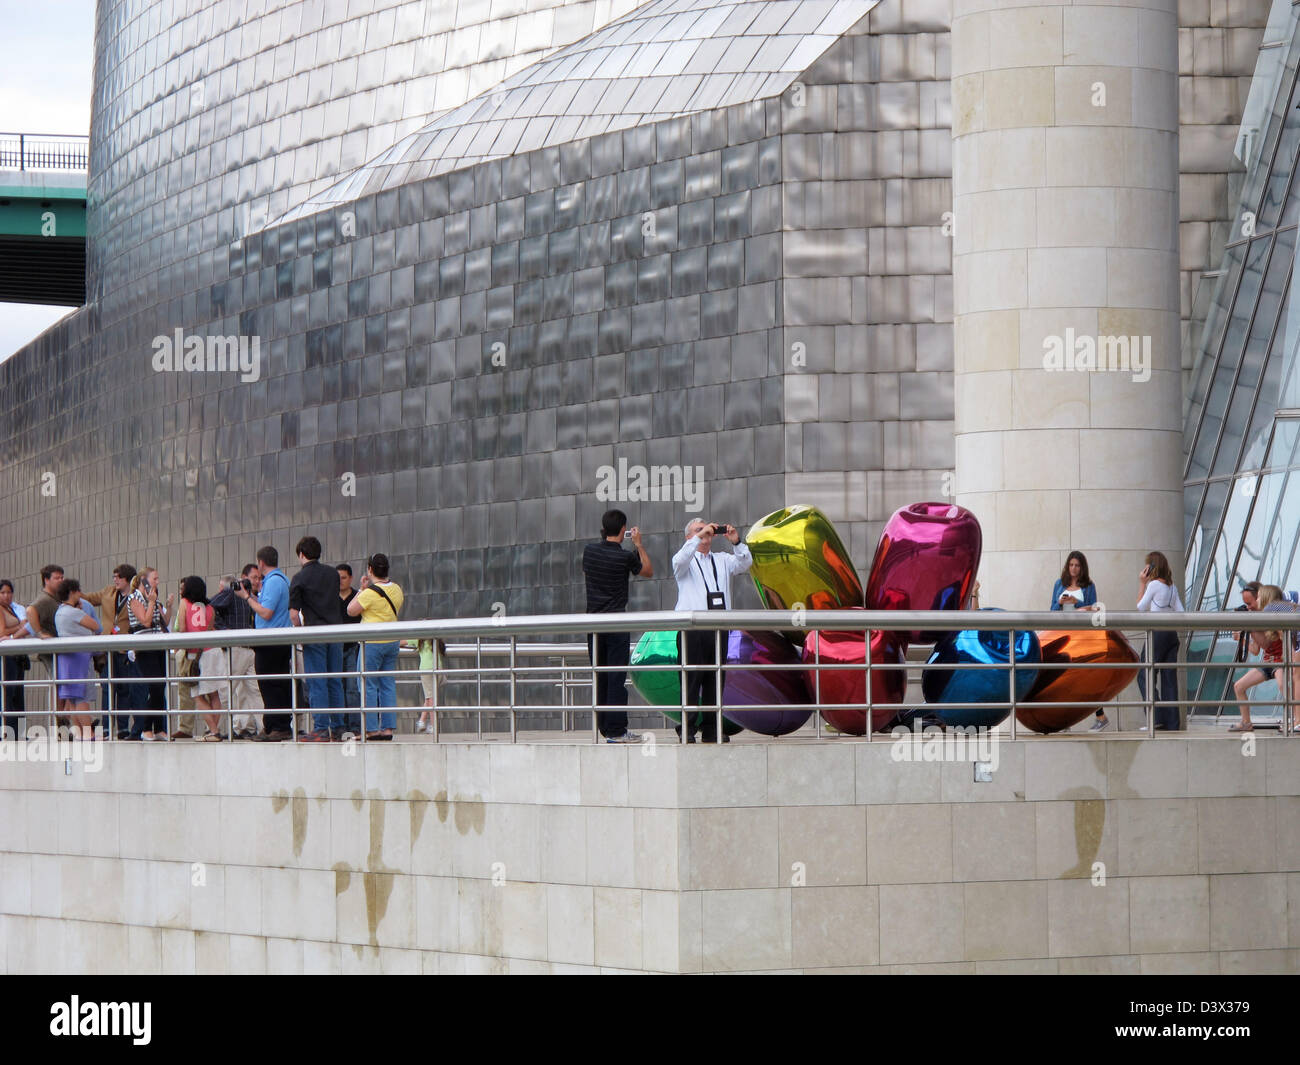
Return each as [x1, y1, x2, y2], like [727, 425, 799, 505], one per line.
[289, 536, 344, 741]
[581, 509, 654, 742]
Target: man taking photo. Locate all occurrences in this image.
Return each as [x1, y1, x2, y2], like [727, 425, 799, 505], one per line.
[581, 509, 653, 743]
[671, 519, 752, 743]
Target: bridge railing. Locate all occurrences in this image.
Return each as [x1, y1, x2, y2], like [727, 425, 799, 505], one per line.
[0, 132, 89, 172]
[0, 609, 1296, 744]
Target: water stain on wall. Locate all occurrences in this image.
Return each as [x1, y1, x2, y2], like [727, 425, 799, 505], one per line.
[408, 789, 430, 842]
[1057, 789, 1106, 879]
[269, 787, 310, 858]
[432, 789, 486, 834]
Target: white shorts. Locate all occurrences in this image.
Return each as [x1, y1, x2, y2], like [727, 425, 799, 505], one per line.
[194, 647, 227, 697]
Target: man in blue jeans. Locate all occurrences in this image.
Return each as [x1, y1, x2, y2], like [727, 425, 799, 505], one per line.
[289, 536, 345, 742]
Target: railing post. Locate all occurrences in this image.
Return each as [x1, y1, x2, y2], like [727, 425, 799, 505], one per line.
[679, 628, 689, 744]
[1144, 626, 1155, 738]
[813, 624, 822, 739]
[358, 640, 367, 743]
[475, 636, 483, 741]
[1009, 627, 1017, 743]
[509, 635, 518, 743]
[864, 625, 873, 743]
[290, 642, 299, 741]
[714, 627, 723, 744]
[431, 640, 440, 744]
[590, 633, 599, 744]
[19, 133, 24, 172]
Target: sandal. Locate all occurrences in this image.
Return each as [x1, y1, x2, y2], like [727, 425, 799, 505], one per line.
[1228, 724, 1253, 732]
[199, 733, 225, 741]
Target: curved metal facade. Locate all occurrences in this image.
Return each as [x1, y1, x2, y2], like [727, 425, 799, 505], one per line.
[0, 0, 955, 623]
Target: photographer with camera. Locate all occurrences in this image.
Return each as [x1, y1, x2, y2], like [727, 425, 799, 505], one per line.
[211, 564, 264, 738]
[671, 518, 752, 742]
[581, 508, 654, 743]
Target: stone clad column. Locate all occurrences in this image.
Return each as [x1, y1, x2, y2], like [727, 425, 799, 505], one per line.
[951, 0, 1183, 610]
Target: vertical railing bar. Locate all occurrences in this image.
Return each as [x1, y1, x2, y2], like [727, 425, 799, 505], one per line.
[509, 636, 518, 744]
[714, 627, 723, 745]
[1008, 628, 1017, 744]
[679, 625, 688, 744]
[1145, 624, 1155, 738]
[864, 625, 873, 743]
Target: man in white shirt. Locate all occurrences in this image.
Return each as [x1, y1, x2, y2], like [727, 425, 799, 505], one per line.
[671, 519, 753, 742]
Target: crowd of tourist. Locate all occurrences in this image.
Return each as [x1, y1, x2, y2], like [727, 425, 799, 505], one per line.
[2, 528, 1298, 742]
[0, 541, 420, 743]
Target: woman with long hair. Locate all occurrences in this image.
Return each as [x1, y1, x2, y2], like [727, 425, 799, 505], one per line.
[1136, 551, 1184, 731]
[1051, 550, 1107, 728]
[179, 576, 226, 740]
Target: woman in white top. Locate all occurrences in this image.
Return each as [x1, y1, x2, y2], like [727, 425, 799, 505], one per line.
[1136, 551, 1184, 731]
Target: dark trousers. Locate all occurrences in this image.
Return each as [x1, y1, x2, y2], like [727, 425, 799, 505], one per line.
[1, 654, 26, 737]
[255, 643, 293, 733]
[109, 651, 141, 734]
[129, 648, 168, 736]
[587, 632, 629, 738]
[1138, 630, 1180, 730]
[679, 630, 723, 741]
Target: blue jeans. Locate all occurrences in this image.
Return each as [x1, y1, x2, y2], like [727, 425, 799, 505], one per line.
[303, 641, 344, 731]
[363, 640, 398, 732]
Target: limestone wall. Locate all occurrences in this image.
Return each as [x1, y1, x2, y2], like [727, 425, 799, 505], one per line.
[0, 737, 1296, 973]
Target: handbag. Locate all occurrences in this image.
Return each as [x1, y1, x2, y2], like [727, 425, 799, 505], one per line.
[175, 648, 199, 686]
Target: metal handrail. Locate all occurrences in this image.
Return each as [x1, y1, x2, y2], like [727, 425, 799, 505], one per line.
[0, 609, 1295, 743]
[0, 132, 89, 172]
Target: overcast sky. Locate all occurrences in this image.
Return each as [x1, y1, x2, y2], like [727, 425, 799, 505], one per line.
[0, 0, 95, 362]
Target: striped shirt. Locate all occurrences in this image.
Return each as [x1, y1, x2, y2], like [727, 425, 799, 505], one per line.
[582, 540, 643, 613]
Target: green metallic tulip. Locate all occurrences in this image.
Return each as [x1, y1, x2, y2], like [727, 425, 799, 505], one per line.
[745, 505, 864, 614]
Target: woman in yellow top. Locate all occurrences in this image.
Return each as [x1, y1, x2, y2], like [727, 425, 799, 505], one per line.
[346, 553, 404, 739]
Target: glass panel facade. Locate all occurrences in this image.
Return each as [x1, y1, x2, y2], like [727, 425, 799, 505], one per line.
[1186, 4, 1300, 628]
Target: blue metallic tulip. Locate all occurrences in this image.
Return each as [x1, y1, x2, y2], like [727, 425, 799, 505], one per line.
[922, 616, 1041, 728]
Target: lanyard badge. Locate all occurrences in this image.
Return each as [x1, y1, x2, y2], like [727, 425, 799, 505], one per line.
[696, 556, 726, 610]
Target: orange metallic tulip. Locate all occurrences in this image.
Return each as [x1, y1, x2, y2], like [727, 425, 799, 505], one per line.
[1017, 629, 1140, 733]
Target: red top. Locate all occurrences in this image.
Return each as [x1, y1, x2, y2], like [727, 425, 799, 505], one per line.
[1263, 636, 1283, 663]
[181, 599, 214, 655]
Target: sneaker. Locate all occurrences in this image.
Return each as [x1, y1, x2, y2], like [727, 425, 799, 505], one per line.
[298, 730, 333, 743]
[605, 730, 644, 744]
[1089, 717, 1110, 732]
